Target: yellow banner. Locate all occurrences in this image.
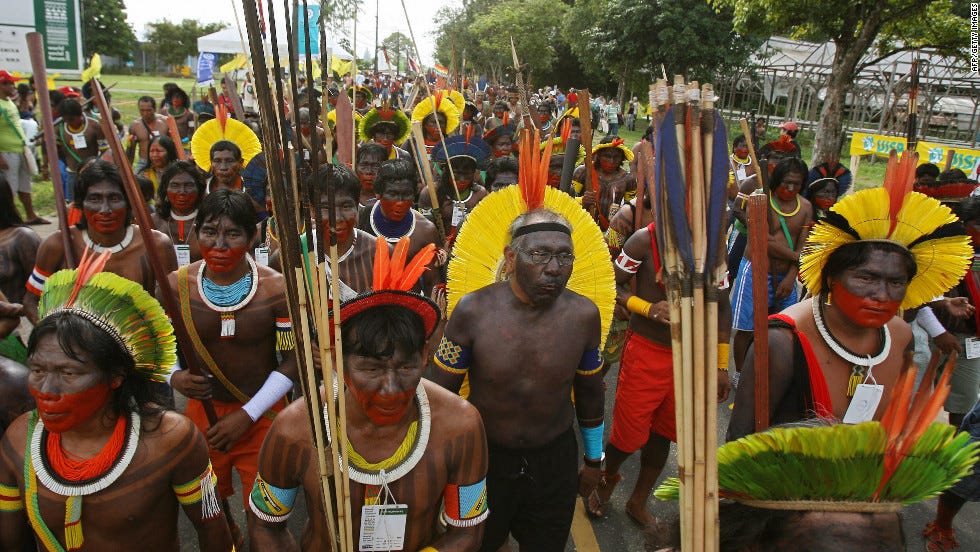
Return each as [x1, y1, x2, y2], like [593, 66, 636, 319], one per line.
[849, 132, 980, 174]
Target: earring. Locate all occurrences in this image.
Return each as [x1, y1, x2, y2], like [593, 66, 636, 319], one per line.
[826, 290, 833, 305]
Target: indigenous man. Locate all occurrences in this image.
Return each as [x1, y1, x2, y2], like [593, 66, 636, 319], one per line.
[433, 208, 606, 551]
[54, 98, 105, 204]
[164, 189, 297, 541]
[355, 142, 387, 208]
[249, 239, 488, 550]
[350, 85, 373, 115]
[574, 136, 637, 231]
[484, 156, 519, 192]
[160, 86, 196, 154]
[359, 104, 411, 160]
[127, 96, 169, 173]
[23, 160, 177, 324]
[419, 134, 491, 241]
[730, 158, 812, 376]
[358, 158, 444, 295]
[727, 168, 971, 439]
[151, 160, 207, 266]
[534, 100, 554, 134]
[411, 91, 460, 155]
[0, 259, 233, 551]
[725, 134, 758, 282]
[588, 223, 731, 525]
[483, 119, 516, 159]
[207, 141, 245, 192]
[459, 101, 485, 138]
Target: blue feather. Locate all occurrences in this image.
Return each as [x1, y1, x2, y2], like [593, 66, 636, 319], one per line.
[659, 106, 693, 270]
[705, 111, 730, 274]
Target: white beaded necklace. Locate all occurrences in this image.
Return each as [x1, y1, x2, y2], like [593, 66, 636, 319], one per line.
[811, 295, 891, 367]
[197, 254, 260, 337]
[83, 226, 134, 254]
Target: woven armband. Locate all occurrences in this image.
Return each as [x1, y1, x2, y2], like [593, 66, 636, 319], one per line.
[0, 482, 23, 512]
[614, 251, 642, 273]
[434, 336, 471, 375]
[275, 318, 295, 351]
[606, 227, 626, 249]
[579, 423, 604, 460]
[577, 347, 603, 376]
[242, 371, 293, 422]
[26, 266, 50, 297]
[442, 478, 489, 528]
[173, 462, 221, 520]
[248, 473, 299, 523]
[915, 307, 947, 338]
[718, 343, 730, 370]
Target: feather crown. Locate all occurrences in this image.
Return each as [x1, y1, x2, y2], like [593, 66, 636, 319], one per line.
[411, 91, 460, 135]
[799, 151, 971, 309]
[358, 103, 411, 144]
[37, 250, 177, 382]
[190, 107, 262, 173]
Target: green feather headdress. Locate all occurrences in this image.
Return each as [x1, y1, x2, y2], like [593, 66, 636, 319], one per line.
[358, 104, 411, 144]
[37, 250, 176, 382]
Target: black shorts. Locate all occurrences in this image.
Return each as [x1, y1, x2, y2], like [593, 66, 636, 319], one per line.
[479, 426, 578, 552]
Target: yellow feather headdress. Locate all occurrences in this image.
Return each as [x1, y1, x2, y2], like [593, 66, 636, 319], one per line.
[799, 151, 971, 309]
[411, 91, 460, 135]
[190, 108, 262, 172]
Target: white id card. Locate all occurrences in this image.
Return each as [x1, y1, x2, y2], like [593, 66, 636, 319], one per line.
[188, 120, 196, 128]
[842, 383, 884, 424]
[452, 204, 464, 227]
[152, 130, 160, 137]
[254, 246, 269, 266]
[174, 244, 191, 267]
[965, 337, 980, 360]
[359, 504, 407, 551]
[71, 133, 87, 149]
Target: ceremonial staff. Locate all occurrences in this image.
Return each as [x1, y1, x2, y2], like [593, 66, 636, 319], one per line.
[88, 79, 219, 424]
[26, 33, 74, 268]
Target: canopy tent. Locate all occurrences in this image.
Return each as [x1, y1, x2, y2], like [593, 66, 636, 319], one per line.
[197, 28, 289, 58]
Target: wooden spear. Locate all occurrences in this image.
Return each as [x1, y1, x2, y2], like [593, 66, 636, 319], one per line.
[165, 116, 187, 160]
[739, 118, 767, 197]
[89, 79, 218, 424]
[25, 33, 74, 268]
[748, 193, 770, 432]
[410, 121, 447, 245]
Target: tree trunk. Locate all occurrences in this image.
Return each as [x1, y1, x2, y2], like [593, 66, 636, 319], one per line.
[616, 67, 628, 110]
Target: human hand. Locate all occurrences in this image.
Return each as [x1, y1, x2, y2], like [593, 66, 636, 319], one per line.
[434, 248, 449, 267]
[0, 301, 23, 339]
[582, 190, 596, 209]
[648, 300, 671, 323]
[430, 284, 447, 320]
[774, 274, 795, 299]
[578, 465, 601, 500]
[172, 370, 213, 400]
[944, 297, 975, 320]
[933, 332, 963, 355]
[717, 369, 731, 403]
[206, 409, 254, 452]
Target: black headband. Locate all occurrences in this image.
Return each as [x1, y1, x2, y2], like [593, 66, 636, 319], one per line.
[512, 222, 572, 238]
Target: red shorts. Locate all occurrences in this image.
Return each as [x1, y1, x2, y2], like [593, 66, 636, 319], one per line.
[609, 331, 676, 452]
[185, 398, 283, 497]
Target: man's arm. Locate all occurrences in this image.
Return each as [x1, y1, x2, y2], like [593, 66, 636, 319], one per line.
[22, 234, 65, 325]
[573, 302, 605, 498]
[425, 403, 489, 551]
[726, 327, 796, 441]
[0, 419, 30, 551]
[731, 178, 760, 227]
[430, 295, 476, 394]
[125, 122, 138, 162]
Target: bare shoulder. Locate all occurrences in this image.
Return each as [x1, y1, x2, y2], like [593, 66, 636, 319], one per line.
[561, 288, 600, 318]
[149, 227, 174, 249]
[11, 226, 41, 246]
[2, 412, 31, 454]
[269, 397, 315, 445]
[257, 264, 285, 287]
[146, 410, 199, 445]
[886, 316, 912, 347]
[422, 380, 482, 434]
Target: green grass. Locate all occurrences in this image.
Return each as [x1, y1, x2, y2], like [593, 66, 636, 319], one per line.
[60, 74, 200, 122]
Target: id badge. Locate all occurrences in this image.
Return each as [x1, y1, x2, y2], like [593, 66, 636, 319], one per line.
[72, 133, 87, 149]
[451, 204, 464, 227]
[174, 244, 191, 267]
[359, 504, 407, 551]
[152, 130, 160, 137]
[254, 246, 270, 266]
[965, 337, 980, 360]
[842, 383, 884, 424]
[188, 120, 196, 128]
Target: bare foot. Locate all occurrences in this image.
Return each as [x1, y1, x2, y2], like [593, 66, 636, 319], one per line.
[625, 499, 656, 527]
[586, 471, 622, 517]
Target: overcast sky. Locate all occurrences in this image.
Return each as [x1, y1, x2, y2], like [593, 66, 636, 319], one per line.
[123, 0, 454, 64]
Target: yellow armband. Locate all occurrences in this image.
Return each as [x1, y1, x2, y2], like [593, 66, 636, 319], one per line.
[626, 295, 653, 318]
[718, 343, 730, 370]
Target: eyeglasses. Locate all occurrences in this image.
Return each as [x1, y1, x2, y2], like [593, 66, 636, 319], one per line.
[518, 248, 575, 267]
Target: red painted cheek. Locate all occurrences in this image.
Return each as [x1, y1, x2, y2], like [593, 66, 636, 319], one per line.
[775, 188, 799, 202]
[30, 383, 113, 433]
[599, 160, 619, 173]
[833, 284, 901, 328]
[815, 198, 836, 211]
[200, 245, 249, 273]
[84, 207, 127, 234]
[380, 199, 412, 221]
[168, 192, 198, 212]
[347, 382, 416, 426]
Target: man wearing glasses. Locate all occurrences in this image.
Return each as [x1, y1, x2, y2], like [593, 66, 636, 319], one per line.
[433, 209, 605, 552]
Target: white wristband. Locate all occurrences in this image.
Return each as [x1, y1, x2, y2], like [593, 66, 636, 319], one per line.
[915, 306, 947, 338]
[165, 359, 181, 385]
[241, 371, 294, 422]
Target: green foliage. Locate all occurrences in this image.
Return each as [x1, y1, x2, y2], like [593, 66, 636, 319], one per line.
[381, 32, 413, 71]
[81, 0, 138, 61]
[318, 0, 362, 29]
[143, 19, 229, 68]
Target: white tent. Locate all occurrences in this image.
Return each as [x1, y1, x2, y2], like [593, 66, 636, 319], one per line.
[197, 28, 289, 58]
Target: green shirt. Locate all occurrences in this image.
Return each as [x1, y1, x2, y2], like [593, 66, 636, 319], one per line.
[0, 98, 27, 153]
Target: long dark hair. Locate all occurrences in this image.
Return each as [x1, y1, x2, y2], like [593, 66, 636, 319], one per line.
[0, 173, 25, 229]
[155, 160, 206, 219]
[147, 135, 178, 168]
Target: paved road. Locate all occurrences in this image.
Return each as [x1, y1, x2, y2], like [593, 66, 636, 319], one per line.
[31, 216, 980, 551]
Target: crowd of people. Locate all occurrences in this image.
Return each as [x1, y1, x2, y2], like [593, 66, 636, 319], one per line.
[0, 61, 979, 552]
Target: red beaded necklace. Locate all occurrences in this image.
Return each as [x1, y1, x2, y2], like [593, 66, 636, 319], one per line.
[46, 415, 127, 481]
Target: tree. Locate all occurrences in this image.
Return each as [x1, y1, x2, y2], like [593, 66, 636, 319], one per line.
[144, 19, 228, 68]
[713, 0, 968, 165]
[564, 0, 760, 106]
[81, 0, 138, 60]
[381, 32, 412, 72]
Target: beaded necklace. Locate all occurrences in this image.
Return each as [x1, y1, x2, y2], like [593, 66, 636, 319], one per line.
[198, 255, 259, 338]
[812, 295, 890, 397]
[169, 210, 197, 243]
[83, 226, 134, 254]
[369, 202, 415, 242]
[769, 195, 801, 217]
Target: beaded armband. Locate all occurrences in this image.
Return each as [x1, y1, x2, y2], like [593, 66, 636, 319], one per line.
[0, 482, 23, 512]
[614, 251, 642, 274]
[173, 462, 221, 520]
[442, 478, 489, 528]
[606, 227, 626, 249]
[576, 347, 604, 376]
[26, 266, 51, 297]
[434, 336, 471, 376]
[248, 473, 299, 523]
[275, 318, 295, 351]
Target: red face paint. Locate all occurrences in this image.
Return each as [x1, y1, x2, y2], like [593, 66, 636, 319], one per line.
[547, 171, 562, 188]
[168, 191, 198, 213]
[376, 138, 394, 151]
[815, 197, 836, 211]
[359, 174, 375, 193]
[346, 379, 415, 426]
[599, 160, 620, 173]
[734, 147, 749, 159]
[775, 187, 799, 202]
[84, 207, 127, 235]
[200, 245, 249, 273]
[380, 199, 413, 222]
[324, 219, 354, 244]
[30, 383, 112, 433]
[538, 113, 550, 123]
[832, 284, 901, 328]
[453, 178, 472, 193]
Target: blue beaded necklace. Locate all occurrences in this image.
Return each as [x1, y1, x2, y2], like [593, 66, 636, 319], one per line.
[201, 271, 253, 306]
[370, 202, 415, 242]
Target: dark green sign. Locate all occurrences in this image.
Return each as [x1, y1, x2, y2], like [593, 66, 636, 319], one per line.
[33, 0, 81, 71]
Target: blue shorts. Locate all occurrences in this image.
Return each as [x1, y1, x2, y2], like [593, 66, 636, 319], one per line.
[731, 257, 798, 331]
[949, 399, 980, 501]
